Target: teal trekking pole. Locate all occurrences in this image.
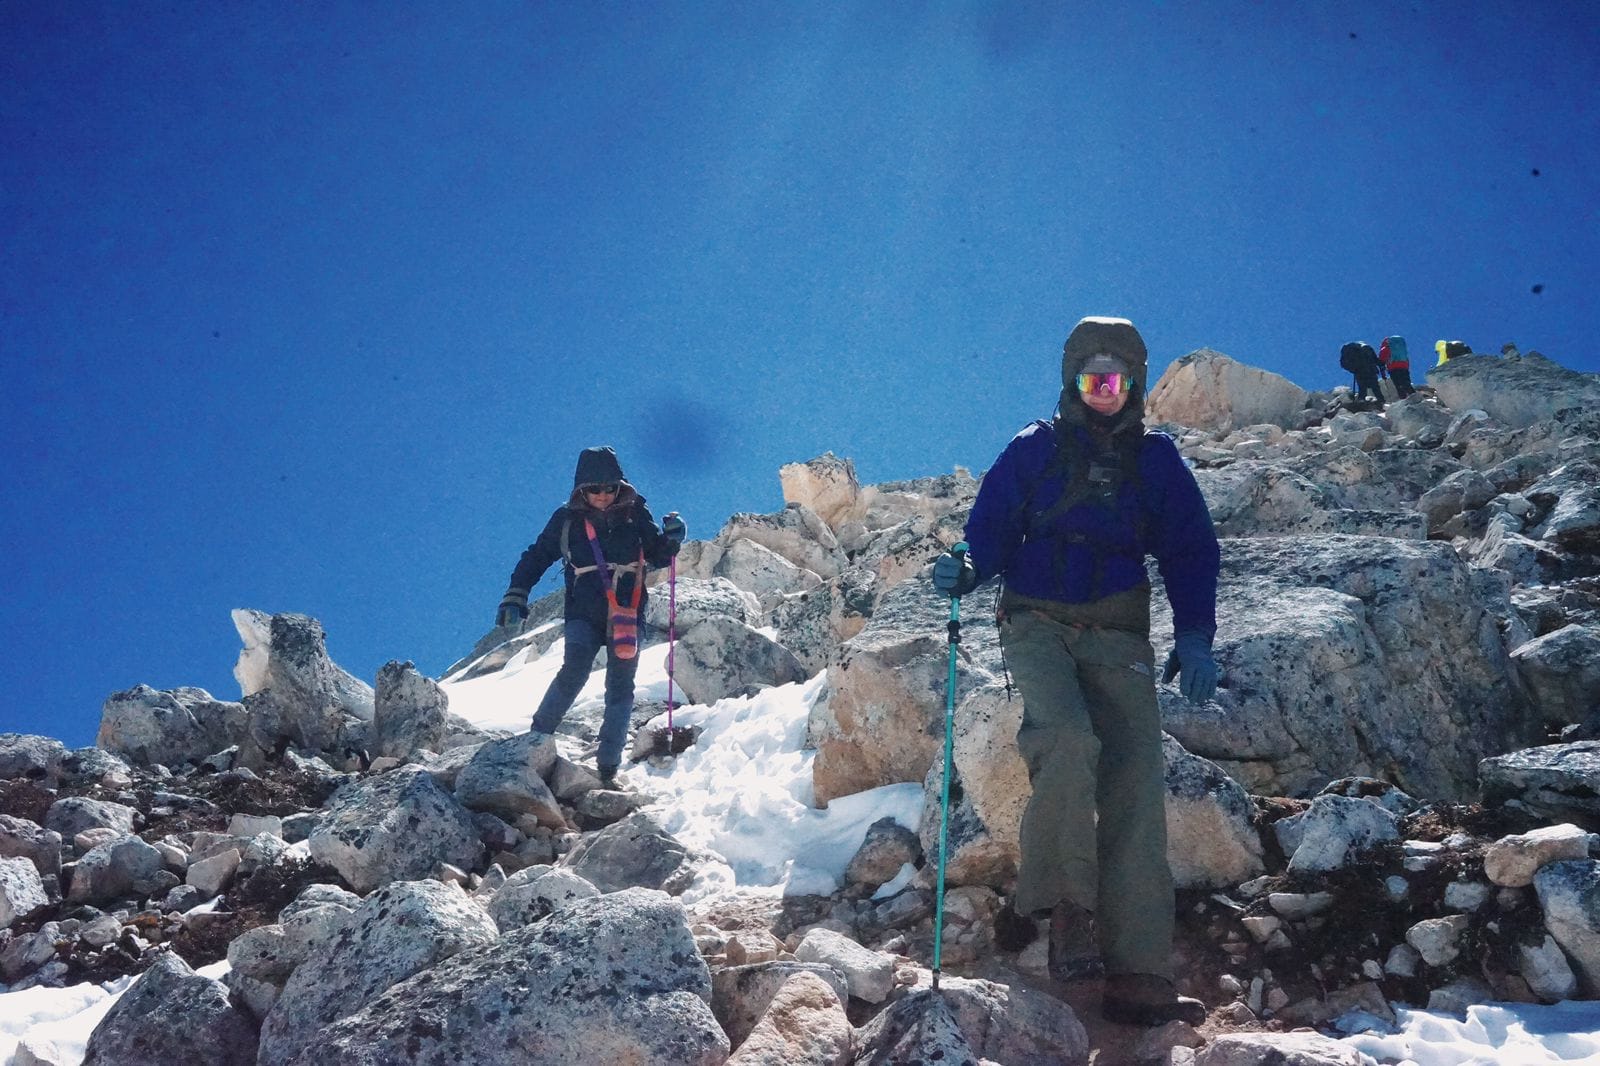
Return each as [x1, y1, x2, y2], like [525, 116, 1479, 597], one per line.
[931, 542, 967, 992]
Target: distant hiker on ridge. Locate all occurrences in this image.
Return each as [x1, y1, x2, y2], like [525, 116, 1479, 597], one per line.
[1379, 335, 1417, 399]
[495, 446, 685, 786]
[1339, 340, 1385, 408]
[931, 316, 1220, 1028]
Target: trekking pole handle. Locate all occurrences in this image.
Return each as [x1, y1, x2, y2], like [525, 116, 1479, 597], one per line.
[947, 542, 967, 635]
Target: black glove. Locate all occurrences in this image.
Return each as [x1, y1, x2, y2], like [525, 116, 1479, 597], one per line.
[496, 589, 529, 628]
[931, 547, 978, 597]
[662, 512, 687, 545]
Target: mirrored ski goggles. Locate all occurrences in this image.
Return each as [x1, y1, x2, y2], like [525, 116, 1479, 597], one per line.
[580, 482, 620, 495]
[1075, 372, 1130, 396]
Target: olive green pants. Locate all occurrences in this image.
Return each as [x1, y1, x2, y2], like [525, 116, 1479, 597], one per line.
[1001, 588, 1174, 978]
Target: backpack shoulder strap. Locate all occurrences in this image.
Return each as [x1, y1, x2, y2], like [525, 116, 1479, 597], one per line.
[560, 516, 602, 576]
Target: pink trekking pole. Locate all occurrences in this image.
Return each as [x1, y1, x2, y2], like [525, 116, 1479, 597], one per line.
[666, 553, 678, 732]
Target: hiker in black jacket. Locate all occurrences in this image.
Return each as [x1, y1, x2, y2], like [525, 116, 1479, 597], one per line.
[1339, 341, 1385, 408]
[495, 446, 685, 784]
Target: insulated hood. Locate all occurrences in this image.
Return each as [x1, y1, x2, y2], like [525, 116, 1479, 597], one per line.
[1058, 316, 1149, 428]
[573, 446, 626, 487]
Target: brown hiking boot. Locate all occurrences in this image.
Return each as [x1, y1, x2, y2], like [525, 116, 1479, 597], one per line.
[1047, 900, 1102, 981]
[1102, 973, 1206, 1027]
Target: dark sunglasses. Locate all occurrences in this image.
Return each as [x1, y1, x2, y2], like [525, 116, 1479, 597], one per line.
[581, 482, 620, 495]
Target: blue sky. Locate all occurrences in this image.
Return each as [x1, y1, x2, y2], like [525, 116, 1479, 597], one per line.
[4, 3, 1596, 747]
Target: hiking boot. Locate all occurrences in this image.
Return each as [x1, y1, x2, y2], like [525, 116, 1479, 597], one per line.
[597, 765, 618, 788]
[1101, 973, 1206, 1027]
[993, 899, 1040, 953]
[1047, 900, 1102, 981]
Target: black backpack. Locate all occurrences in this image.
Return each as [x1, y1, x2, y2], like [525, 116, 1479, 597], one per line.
[1339, 342, 1363, 373]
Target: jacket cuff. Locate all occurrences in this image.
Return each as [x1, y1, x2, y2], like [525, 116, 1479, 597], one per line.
[500, 587, 529, 608]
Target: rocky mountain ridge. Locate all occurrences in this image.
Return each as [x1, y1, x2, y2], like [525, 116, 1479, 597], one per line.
[4, 349, 1600, 1065]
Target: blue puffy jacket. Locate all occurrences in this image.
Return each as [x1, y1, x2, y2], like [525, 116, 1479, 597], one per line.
[963, 420, 1220, 638]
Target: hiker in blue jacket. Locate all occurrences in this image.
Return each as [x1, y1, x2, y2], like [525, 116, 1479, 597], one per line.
[495, 446, 685, 785]
[932, 316, 1220, 1027]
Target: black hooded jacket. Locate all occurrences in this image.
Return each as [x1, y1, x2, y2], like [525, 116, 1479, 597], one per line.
[506, 447, 675, 629]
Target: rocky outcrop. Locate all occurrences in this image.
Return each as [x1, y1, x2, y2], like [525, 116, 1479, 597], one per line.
[83, 952, 259, 1066]
[372, 660, 452, 759]
[232, 610, 374, 765]
[1430, 353, 1600, 430]
[95, 686, 248, 769]
[810, 580, 1001, 805]
[17, 346, 1600, 1063]
[1147, 349, 1314, 432]
[286, 888, 728, 1066]
[1161, 535, 1532, 799]
[258, 879, 500, 1066]
[308, 768, 484, 892]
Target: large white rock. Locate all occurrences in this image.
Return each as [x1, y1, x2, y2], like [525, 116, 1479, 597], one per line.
[285, 888, 726, 1066]
[0, 856, 48, 928]
[779, 453, 865, 531]
[309, 768, 484, 893]
[793, 928, 895, 1004]
[83, 953, 259, 1066]
[1285, 796, 1400, 874]
[1146, 349, 1312, 432]
[1534, 859, 1600, 996]
[1160, 535, 1531, 800]
[1484, 823, 1593, 887]
[96, 685, 248, 768]
[259, 879, 500, 1066]
[1430, 353, 1600, 430]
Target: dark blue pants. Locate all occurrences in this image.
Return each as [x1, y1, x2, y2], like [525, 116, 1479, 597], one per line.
[530, 617, 638, 772]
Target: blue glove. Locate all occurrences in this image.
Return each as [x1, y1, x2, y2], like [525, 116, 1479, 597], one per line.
[496, 589, 529, 629]
[931, 548, 978, 597]
[662, 512, 687, 545]
[1162, 632, 1218, 703]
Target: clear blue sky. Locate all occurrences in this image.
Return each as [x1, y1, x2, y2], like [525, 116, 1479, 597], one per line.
[4, 3, 1596, 747]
